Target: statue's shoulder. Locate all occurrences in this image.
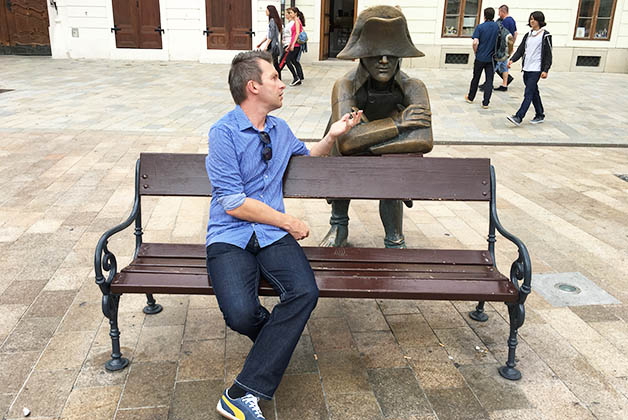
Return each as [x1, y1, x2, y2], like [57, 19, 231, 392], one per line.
[332, 68, 358, 102]
[398, 70, 427, 91]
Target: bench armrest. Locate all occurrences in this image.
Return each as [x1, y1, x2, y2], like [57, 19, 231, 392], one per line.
[94, 160, 141, 288]
[489, 166, 532, 305]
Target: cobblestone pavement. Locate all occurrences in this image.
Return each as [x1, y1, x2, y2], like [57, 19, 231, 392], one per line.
[1, 56, 628, 419]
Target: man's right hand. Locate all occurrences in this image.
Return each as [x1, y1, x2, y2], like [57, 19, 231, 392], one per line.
[507, 60, 513, 69]
[283, 215, 310, 240]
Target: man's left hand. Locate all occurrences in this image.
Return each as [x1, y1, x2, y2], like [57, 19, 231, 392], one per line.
[328, 110, 363, 139]
[541, 72, 548, 79]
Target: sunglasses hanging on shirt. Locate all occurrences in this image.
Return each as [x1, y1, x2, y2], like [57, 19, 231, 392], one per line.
[259, 131, 272, 162]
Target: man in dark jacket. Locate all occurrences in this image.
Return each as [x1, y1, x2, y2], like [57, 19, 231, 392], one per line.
[507, 11, 552, 126]
[465, 7, 499, 109]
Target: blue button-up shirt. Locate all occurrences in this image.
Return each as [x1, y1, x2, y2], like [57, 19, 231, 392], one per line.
[205, 105, 309, 248]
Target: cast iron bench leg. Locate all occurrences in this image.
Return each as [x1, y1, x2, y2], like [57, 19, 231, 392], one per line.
[469, 300, 489, 322]
[499, 302, 523, 380]
[103, 293, 129, 371]
[143, 293, 163, 314]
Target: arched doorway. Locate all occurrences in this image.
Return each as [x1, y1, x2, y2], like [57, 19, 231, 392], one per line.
[320, 0, 357, 60]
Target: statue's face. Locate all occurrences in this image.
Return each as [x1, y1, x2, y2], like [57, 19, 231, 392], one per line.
[362, 55, 400, 83]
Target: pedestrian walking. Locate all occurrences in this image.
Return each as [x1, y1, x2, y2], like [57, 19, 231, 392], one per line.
[283, 7, 305, 86]
[507, 11, 552, 126]
[465, 7, 500, 109]
[256, 5, 283, 79]
[208, 50, 361, 420]
[494, 5, 517, 91]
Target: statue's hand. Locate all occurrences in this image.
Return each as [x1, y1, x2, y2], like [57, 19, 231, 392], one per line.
[394, 104, 432, 130]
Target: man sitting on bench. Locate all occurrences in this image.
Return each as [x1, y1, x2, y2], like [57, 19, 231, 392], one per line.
[206, 50, 361, 420]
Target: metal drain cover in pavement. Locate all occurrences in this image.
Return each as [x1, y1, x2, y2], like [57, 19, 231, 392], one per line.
[532, 272, 619, 307]
[616, 174, 628, 182]
[0, 89, 14, 94]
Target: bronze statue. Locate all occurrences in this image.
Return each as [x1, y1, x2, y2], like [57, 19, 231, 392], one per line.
[320, 5, 434, 248]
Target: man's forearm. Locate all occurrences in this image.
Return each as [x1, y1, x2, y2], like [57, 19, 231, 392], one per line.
[309, 132, 337, 157]
[227, 198, 292, 230]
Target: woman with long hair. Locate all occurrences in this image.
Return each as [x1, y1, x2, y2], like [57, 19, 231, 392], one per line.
[283, 7, 305, 86]
[256, 5, 283, 78]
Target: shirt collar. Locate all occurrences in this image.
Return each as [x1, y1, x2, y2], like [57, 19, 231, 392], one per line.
[234, 105, 277, 132]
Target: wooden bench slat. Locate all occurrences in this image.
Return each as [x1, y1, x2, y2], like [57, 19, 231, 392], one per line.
[131, 257, 497, 274]
[137, 243, 494, 266]
[122, 264, 506, 281]
[138, 154, 491, 201]
[111, 272, 517, 301]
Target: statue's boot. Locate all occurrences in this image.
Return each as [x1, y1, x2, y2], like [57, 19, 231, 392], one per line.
[320, 200, 350, 247]
[380, 199, 406, 249]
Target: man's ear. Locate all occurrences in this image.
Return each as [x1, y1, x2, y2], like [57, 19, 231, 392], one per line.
[246, 80, 259, 97]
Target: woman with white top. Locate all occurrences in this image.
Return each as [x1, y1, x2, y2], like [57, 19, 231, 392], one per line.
[507, 11, 552, 126]
[256, 5, 283, 79]
[283, 7, 305, 86]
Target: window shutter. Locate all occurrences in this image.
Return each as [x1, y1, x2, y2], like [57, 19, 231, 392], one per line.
[112, 0, 139, 48]
[138, 0, 162, 49]
[205, 0, 229, 49]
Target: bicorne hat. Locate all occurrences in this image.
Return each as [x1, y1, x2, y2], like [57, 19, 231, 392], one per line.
[337, 6, 424, 60]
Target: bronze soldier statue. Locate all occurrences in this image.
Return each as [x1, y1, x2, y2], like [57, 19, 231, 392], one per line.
[320, 5, 434, 248]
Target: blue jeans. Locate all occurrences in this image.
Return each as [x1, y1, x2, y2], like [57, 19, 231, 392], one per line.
[206, 232, 318, 400]
[516, 71, 544, 121]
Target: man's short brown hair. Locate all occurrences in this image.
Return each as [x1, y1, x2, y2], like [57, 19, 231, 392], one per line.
[499, 5, 509, 13]
[228, 51, 273, 105]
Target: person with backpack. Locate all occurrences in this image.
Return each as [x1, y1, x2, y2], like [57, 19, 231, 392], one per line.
[283, 7, 305, 86]
[494, 5, 517, 91]
[479, 5, 516, 92]
[465, 7, 500, 109]
[507, 11, 552, 126]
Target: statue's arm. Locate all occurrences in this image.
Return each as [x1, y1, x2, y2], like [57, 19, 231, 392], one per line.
[332, 80, 400, 155]
[369, 78, 433, 154]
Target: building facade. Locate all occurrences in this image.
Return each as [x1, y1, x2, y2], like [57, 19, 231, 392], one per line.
[2, 0, 627, 72]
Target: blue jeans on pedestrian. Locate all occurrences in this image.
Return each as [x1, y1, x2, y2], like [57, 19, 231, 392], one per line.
[515, 71, 544, 121]
[206, 232, 319, 400]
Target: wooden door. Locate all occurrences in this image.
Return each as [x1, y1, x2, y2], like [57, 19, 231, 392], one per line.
[112, 0, 139, 48]
[138, 0, 162, 49]
[319, 0, 331, 60]
[1, 0, 51, 55]
[205, 0, 252, 50]
[111, 0, 162, 49]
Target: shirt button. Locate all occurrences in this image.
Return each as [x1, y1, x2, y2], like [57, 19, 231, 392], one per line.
[260, 194, 264, 198]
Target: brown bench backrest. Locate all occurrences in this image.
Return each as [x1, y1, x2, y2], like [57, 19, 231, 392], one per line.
[138, 153, 491, 201]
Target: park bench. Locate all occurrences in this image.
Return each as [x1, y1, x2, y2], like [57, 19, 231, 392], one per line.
[94, 152, 531, 380]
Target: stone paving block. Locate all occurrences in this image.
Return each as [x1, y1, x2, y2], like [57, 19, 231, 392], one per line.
[169, 379, 224, 420]
[178, 339, 224, 381]
[416, 300, 468, 329]
[58, 302, 103, 332]
[134, 325, 184, 362]
[0, 316, 61, 352]
[74, 346, 132, 388]
[36, 330, 94, 370]
[376, 299, 420, 315]
[60, 385, 122, 420]
[434, 327, 497, 365]
[25, 290, 76, 318]
[0, 304, 28, 337]
[0, 351, 39, 394]
[143, 296, 189, 327]
[458, 364, 532, 412]
[368, 368, 432, 418]
[317, 348, 371, 395]
[7, 368, 76, 418]
[119, 361, 177, 409]
[94, 312, 143, 348]
[353, 331, 407, 369]
[488, 408, 549, 419]
[285, 334, 318, 375]
[0, 280, 46, 305]
[519, 379, 595, 420]
[327, 392, 383, 420]
[0, 393, 14, 419]
[342, 299, 389, 332]
[275, 373, 327, 420]
[425, 387, 489, 420]
[386, 314, 439, 347]
[310, 298, 345, 319]
[571, 305, 621, 323]
[308, 316, 354, 352]
[115, 407, 169, 420]
[183, 308, 225, 341]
